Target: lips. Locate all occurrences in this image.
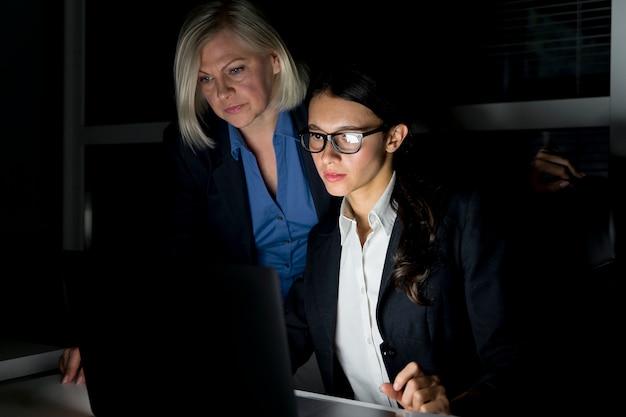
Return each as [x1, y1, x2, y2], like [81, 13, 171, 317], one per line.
[224, 104, 244, 114]
[324, 171, 345, 182]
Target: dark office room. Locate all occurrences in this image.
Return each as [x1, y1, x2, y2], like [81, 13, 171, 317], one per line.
[1, 0, 624, 415]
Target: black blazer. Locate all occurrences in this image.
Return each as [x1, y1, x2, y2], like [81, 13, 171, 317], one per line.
[285, 189, 524, 416]
[162, 104, 338, 260]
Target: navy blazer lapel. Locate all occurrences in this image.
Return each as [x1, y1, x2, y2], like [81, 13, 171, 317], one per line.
[379, 218, 402, 301]
[212, 119, 254, 249]
[307, 218, 342, 339]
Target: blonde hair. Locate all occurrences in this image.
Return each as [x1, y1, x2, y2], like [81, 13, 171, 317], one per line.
[174, 0, 309, 150]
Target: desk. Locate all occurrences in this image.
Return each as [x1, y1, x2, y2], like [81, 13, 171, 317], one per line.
[0, 339, 91, 417]
[0, 373, 434, 417]
[0, 374, 429, 417]
[0, 339, 63, 382]
[0, 373, 92, 417]
[0, 340, 426, 417]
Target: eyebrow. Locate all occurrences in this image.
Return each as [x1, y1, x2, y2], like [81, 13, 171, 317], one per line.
[307, 124, 373, 132]
[198, 57, 247, 76]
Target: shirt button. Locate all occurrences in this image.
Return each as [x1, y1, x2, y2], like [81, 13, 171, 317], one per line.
[277, 216, 284, 221]
[381, 343, 397, 359]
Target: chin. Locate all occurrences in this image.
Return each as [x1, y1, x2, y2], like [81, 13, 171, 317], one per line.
[324, 184, 347, 198]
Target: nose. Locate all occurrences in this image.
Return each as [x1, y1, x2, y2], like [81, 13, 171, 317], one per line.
[320, 141, 341, 164]
[215, 77, 232, 99]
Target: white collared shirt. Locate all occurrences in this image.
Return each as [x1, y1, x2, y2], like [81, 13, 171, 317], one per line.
[335, 172, 398, 408]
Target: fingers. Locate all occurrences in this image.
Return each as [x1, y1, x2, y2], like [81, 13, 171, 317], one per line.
[379, 361, 420, 403]
[530, 148, 585, 193]
[381, 362, 451, 414]
[530, 177, 572, 193]
[59, 347, 85, 384]
[535, 148, 585, 178]
[399, 373, 447, 413]
[391, 361, 420, 391]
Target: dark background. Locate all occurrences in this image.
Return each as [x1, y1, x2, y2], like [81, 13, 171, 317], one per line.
[1, 0, 615, 255]
[1, 1, 620, 346]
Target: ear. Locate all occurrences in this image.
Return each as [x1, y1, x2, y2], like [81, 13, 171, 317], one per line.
[385, 124, 408, 153]
[271, 52, 281, 75]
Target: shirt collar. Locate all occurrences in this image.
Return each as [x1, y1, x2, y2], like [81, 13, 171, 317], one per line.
[339, 172, 398, 244]
[228, 111, 295, 160]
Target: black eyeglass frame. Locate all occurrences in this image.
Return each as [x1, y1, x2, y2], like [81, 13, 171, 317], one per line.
[299, 125, 387, 154]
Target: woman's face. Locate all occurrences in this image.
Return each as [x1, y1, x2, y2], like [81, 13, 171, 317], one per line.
[307, 92, 400, 201]
[198, 29, 280, 129]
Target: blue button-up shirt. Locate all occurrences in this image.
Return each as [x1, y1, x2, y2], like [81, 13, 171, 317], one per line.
[229, 112, 319, 301]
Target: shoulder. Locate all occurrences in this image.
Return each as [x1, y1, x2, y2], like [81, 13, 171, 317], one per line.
[163, 116, 230, 156]
[307, 209, 340, 249]
[163, 120, 180, 145]
[164, 111, 230, 143]
[311, 210, 338, 236]
[289, 102, 308, 131]
[440, 187, 496, 230]
[446, 188, 482, 212]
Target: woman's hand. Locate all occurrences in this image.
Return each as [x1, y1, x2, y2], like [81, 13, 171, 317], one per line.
[380, 361, 451, 414]
[530, 147, 585, 193]
[59, 347, 85, 384]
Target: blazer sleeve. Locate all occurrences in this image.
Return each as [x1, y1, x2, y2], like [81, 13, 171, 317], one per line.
[442, 190, 527, 415]
[162, 120, 217, 257]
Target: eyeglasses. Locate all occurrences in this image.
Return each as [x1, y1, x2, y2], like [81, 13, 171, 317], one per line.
[299, 125, 387, 154]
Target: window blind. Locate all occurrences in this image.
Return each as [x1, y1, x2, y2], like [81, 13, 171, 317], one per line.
[448, 0, 611, 104]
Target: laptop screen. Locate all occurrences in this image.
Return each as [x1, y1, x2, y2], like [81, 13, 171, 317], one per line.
[64, 254, 298, 416]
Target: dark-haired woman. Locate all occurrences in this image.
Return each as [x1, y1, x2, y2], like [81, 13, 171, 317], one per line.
[284, 65, 525, 417]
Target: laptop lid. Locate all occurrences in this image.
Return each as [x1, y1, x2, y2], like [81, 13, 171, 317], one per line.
[64, 254, 298, 416]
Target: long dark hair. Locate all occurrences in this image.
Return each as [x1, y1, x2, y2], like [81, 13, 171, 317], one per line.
[308, 65, 446, 305]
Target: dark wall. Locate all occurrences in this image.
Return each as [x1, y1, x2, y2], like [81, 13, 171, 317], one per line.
[1, 1, 64, 254]
[1, 3, 66, 345]
[0, 0, 444, 347]
[2, 1, 617, 256]
[81, 0, 445, 126]
[2, 1, 621, 349]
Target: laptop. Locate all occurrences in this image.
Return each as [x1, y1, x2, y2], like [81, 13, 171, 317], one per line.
[63, 253, 415, 416]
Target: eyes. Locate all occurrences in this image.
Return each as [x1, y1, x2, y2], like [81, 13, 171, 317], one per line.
[299, 125, 387, 154]
[309, 132, 361, 144]
[300, 131, 366, 154]
[198, 66, 244, 84]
